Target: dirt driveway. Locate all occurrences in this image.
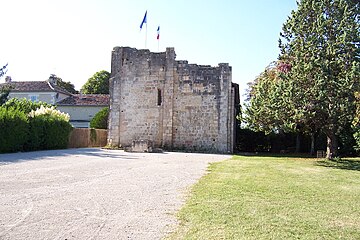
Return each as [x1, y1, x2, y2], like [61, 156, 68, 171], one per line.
[0, 148, 229, 239]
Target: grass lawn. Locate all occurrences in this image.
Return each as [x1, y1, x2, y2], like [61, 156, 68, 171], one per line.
[168, 156, 360, 240]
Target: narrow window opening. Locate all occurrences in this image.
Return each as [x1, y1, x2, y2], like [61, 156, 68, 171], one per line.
[157, 89, 162, 106]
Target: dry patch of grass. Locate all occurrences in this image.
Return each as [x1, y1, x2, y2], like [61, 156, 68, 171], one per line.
[168, 156, 360, 240]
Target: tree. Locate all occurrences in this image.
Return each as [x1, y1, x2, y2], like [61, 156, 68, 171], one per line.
[279, 0, 360, 159]
[0, 63, 8, 79]
[245, 61, 295, 134]
[245, 61, 308, 153]
[0, 85, 12, 105]
[81, 70, 110, 94]
[55, 76, 78, 94]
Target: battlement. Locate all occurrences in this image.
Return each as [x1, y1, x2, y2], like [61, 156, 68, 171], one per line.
[107, 46, 238, 153]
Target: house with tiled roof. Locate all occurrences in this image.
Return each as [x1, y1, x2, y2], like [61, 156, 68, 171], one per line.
[1, 75, 110, 128]
[57, 94, 109, 128]
[1, 75, 72, 104]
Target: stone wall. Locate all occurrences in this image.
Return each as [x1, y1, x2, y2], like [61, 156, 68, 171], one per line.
[108, 47, 239, 153]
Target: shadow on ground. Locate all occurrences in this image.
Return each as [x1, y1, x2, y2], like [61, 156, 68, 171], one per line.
[236, 152, 360, 171]
[235, 152, 314, 159]
[0, 148, 140, 164]
[316, 158, 360, 171]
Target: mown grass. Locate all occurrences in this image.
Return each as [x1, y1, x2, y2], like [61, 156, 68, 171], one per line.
[168, 156, 360, 240]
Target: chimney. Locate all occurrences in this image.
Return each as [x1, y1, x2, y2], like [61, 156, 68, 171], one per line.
[5, 76, 12, 83]
[48, 74, 57, 85]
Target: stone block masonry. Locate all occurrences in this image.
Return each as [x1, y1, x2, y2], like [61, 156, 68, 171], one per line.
[107, 47, 239, 153]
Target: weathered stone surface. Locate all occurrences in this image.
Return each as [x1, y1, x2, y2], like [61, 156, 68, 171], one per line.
[107, 47, 239, 153]
[125, 140, 153, 153]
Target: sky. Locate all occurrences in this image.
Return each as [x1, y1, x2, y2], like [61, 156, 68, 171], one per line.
[0, 0, 298, 103]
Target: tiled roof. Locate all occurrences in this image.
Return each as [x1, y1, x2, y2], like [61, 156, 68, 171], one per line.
[0, 81, 71, 95]
[56, 94, 110, 106]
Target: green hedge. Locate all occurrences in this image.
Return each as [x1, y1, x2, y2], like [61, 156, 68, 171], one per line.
[26, 115, 73, 151]
[41, 116, 73, 149]
[0, 107, 29, 153]
[0, 98, 73, 153]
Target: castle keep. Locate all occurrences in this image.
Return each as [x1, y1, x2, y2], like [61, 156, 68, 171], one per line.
[107, 47, 239, 153]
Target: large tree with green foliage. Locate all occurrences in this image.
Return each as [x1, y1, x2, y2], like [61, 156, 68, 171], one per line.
[246, 0, 359, 158]
[81, 70, 110, 94]
[244, 61, 308, 153]
[245, 61, 295, 133]
[278, 0, 359, 159]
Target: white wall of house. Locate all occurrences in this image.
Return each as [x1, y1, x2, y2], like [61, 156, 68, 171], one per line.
[57, 105, 107, 128]
[8, 92, 69, 104]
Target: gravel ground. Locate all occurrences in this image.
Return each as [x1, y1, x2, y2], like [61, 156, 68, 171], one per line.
[0, 148, 229, 240]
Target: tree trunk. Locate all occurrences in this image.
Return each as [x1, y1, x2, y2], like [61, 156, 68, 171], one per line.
[326, 132, 338, 159]
[295, 133, 301, 153]
[310, 132, 315, 156]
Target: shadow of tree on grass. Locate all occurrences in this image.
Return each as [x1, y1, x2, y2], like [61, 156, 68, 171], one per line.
[316, 158, 360, 171]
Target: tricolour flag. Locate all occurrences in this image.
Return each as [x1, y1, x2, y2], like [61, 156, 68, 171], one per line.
[157, 26, 160, 40]
[140, 11, 147, 30]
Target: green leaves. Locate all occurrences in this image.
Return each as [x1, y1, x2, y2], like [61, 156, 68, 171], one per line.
[0, 85, 12, 105]
[90, 107, 109, 129]
[246, 0, 359, 158]
[81, 70, 110, 94]
[56, 77, 78, 94]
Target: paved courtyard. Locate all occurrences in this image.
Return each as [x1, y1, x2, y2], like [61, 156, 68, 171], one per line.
[0, 148, 229, 240]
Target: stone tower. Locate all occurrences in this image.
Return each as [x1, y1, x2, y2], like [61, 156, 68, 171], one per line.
[107, 47, 239, 153]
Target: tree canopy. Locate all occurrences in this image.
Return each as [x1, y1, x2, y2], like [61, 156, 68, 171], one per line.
[81, 70, 110, 94]
[245, 61, 295, 134]
[56, 77, 78, 94]
[246, 0, 359, 159]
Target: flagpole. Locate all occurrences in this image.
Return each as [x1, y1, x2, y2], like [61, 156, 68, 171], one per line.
[145, 22, 147, 49]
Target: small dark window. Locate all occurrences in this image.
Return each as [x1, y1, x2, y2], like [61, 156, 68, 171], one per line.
[157, 89, 162, 106]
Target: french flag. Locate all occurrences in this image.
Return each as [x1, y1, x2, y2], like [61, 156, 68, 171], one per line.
[157, 26, 160, 40]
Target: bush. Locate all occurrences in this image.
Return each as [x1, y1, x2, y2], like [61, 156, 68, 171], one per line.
[0, 107, 29, 153]
[0, 102, 72, 153]
[90, 107, 109, 129]
[28, 106, 72, 150]
[3, 98, 53, 113]
[34, 115, 72, 149]
[26, 116, 45, 151]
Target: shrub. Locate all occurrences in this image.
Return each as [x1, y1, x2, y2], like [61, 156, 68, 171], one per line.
[28, 105, 70, 121]
[26, 116, 45, 151]
[90, 107, 109, 129]
[3, 98, 53, 113]
[41, 115, 72, 149]
[0, 107, 29, 153]
[28, 106, 72, 150]
[0, 102, 72, 153]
